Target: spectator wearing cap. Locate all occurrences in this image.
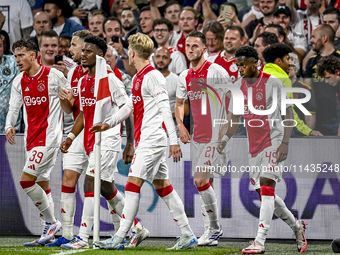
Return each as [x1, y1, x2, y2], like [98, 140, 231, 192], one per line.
[44, 0, 87, 37]
[272, 5, 307, 61]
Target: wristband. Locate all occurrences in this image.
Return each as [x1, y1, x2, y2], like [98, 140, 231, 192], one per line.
[67, 132, 76, 141]
[221, 135, 230, 143]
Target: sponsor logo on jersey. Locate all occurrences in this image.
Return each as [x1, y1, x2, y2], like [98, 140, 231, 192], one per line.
[81, 97, 96, 106]
[72, 87, 78, 96]
[37, 83, 46, 92]
[25, 87, 30, 91]
[24, 96, 48, 106]
[132, 95, 141, 104]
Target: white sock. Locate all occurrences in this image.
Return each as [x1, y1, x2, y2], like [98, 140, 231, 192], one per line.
[157, 185, 192, 235]
[61, 185, 76, 240]
[115, 183, 140, 241]
[107, 201, 122, 233]
[274, 195, 299, 233]
[201, 204, 210, 232]
[255, 186, 275, 246]
[197, 183, 219, 229]
[78, 193, 95, 242]
[106, 189, 126, 233]
[20, 181, 56, 223]
[46, 191, 54, 217]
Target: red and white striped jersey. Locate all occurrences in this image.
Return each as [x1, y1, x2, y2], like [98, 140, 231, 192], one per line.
[78, 72, 128, 155]
[177, 60, 231, 143]
[132, 64, 173, 148]
[67, 65, 88, 121]
[207, 51, 240, 83]
[6, 65, 71, 151]
[231, 72, 289, 157]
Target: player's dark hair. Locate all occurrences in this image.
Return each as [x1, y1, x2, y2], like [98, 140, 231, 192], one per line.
[84, 35, 108, 55]
[317, 55, 340, 76]
[235, 45, 258, 60]
[187, 31, 206, 45]
[266, 23, 286, 41]
[153, 18, 173, 31]
[262, 43, 292, 64]
[257, 32, 279, 46]
[323, 7, 340, 22]
[103, 16, 122, 34]
[13, 39, 38, 57]
[0, 30, 11, 55]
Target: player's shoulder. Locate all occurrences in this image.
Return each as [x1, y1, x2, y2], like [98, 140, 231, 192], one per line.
[50, 67, 66, 79]
[209, 62, 230, 76]
[13, 72, 24, 86]
[178, 69, 190, 79]
[146, 68, 166, 81]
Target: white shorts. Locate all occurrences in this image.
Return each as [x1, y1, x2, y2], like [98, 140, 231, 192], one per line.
[86, 150, 118, 182]
[191, 140, 231, 178]
[129, 146, 169, 183]
[24, 146, 59, 182]
[63, 130, 88, 174]
[248, 143, 283, 190]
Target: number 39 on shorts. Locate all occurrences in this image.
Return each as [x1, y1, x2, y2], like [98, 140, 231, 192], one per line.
[29, 150, 44, 164]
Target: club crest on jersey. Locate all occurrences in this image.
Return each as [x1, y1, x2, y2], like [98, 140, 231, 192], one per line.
[135, 81, 140, 91]
[256, 92, 263, 101]
[37, 83, 46, 92]
[2, 67, 11, 76]
[90, 85, 95, 94]
[229, 64, 238, 73]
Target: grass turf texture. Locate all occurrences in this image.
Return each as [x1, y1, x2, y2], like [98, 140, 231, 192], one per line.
[0, 237, 336, 255]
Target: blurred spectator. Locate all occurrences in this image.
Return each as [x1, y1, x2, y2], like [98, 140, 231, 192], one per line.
[88, 9, 107, 37]
[304, 24, 340, 136]
[272, 5, 307, 61]
[164, 1, 181, 32]
[254, 31, 279, 69]
[151, 18, 187, 75]
[121, 8, 141, 46]
[29, 11, 53, 50]
[238, 0, 263, 28]
[246, 0, 278, 44]
[216, 3, 241, 30]
[140, 6, 158, 48]
[317, 55, 340, 89]
[104, 45, 132, 95]
[288, 52, 322, 136]
[208, 25, 246, 82]
[37, 29, 77, 77]
[323, 8, 340, 50]
[0, 0, 33, 47]
[265, 23, 286, 43]
[28, 0, 45, 16]
[170, 7, 198, 67]
[109, 0, 139, 21]
[59, 35, 72, 58]
[202, 20, 224, 58]
[0, 30, 20, 133]
[103, 17, 136, 76]
[44, 0, 87, 37]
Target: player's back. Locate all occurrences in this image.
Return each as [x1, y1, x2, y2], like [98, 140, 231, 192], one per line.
[132, 64, 168, 148]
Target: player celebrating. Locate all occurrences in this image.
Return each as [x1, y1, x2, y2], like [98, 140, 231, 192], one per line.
[217, 46, 307, 254]
[59, 35, 149, 249]
[94, 33, 197, 250]
[175, 31, 231, 246]
[5, 39, 73, 246]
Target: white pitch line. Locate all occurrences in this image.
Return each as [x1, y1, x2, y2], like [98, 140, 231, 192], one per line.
[54, 249, 88, 255]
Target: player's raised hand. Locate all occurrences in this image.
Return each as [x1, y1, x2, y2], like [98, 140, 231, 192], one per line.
[5, 127, 16, 144]
[276, 143, 288, 163]
[178, 124, 191, 144]
[123, 141, 134, 164]
[169, 145, 182, 162]
[89, 123, 110, 133]
[60, 138, 73, 153]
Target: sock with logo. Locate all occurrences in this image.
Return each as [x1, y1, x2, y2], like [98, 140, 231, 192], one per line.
[61, 185, 76, 240]
[197, 183, 219, 229]
[255, 186, 275, 245]
[156, 185, 192, 235]
[78, 192, 95, 242]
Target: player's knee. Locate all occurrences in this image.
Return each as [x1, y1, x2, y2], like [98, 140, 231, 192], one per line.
[260, 186, 275, 196]
[194, 178, 209, 189]
[62, 170, 80, 187]
[84, 175, 94, 193]
[20, 181, 35, 190]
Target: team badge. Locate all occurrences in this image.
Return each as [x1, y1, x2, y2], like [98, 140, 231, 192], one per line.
[37, 83, 45, 92]
[91, 85, 95, 94]
[255, 92, 263, 101]
[2, 67, 11, 76]
[229, 64, 238, 73]
[135, 82, 140, 91]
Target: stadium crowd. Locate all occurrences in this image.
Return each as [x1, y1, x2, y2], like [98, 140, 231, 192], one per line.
[1, 0, 340, 253]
